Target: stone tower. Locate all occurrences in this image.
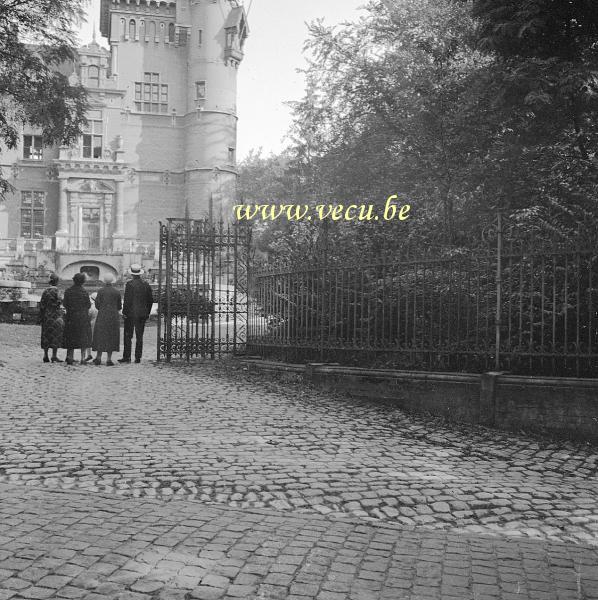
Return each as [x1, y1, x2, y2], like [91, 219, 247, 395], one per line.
[99, 0, 248, 225]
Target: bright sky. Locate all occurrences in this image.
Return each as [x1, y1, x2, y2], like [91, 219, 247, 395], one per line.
[78, 0, 365, 160]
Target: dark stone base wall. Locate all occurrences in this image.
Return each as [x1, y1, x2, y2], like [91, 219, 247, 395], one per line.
[493, 376, 598, 442]
[240, 360, 598, 443]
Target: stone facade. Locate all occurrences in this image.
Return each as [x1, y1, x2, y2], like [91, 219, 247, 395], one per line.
[0, 0, 247, 282]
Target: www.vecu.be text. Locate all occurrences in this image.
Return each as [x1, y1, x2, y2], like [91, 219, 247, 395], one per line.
[232, 195, 411, 222]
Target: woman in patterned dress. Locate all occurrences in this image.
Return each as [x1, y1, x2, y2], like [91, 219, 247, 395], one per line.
[39, 273, 64, 363]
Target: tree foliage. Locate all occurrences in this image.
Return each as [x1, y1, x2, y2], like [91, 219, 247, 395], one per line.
[471, 0, 598, 228]
[472, 0, 598, 60]
[0, 0, 89, 196]
[239, 0, 598, 258]
[237, 148, 328, 258]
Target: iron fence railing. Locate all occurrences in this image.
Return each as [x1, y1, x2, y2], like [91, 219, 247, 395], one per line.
[247, 217, 598, 377]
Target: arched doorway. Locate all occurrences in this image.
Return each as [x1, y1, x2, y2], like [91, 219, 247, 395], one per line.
[80, 265, 100, 280]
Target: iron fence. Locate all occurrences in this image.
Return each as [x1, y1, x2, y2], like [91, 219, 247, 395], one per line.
[248, 217, 598, 377]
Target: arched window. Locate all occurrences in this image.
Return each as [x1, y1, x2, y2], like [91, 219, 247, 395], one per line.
[88, 65, 100, 87]
[149, 21, 156, 41]
[140, 20, 145, 39]
[120, 18, 126, 40]
[168, 23, 175, 43]
[129, 19, 136, 40]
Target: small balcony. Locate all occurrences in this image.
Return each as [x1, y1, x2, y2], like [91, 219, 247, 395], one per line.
[59, 236, 114, 253]
[0, 237, 53, 257]
[0, 236, 158, 264]
[56, 236, 157, 257]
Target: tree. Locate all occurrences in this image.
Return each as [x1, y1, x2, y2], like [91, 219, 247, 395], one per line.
[237, 149, 294, 207]
[0, 0, 89, 196]
[237, 149, 324, 257]
[472, 0, 598, 61]
[288, 0, 496, 246]
[470, 0, 598, 230]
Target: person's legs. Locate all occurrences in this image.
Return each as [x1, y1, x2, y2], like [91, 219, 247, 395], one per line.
[93, 351, 102, 365]
[66, 348, 74, 364]
[106, 351, 113, 366]
[134, 318, 146, 362]
[120, 317, 133, 362]
[51, 347, 62, 362]
[80, 347, 87, 364]
[43, 348, 49, 362]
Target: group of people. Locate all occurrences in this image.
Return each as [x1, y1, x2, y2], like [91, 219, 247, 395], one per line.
[39, 264, 154, 365]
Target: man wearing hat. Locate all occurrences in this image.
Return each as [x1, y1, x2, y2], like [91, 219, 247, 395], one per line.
[119, 263, 154, 363]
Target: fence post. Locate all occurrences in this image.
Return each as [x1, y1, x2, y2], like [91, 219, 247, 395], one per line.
[185, 219, 191, 362]
[157, 223, 164, 362]
[495, 212, 503, 371]
[232, 224, 239, 356]
[210, 221, 217, 359]
[165, 220, 172, 363]
[320, 220, 329, 362]
[246, 225, 253, 354]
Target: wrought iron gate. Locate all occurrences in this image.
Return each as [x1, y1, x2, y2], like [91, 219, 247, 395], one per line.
[157, 219, 250, 362]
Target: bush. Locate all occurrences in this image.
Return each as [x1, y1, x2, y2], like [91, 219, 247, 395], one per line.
[160, 288, 215, 319]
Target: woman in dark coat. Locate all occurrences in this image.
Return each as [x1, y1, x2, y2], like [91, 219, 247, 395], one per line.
[92, 273, 122, 366]
[62, 272, 91, 365]
[39, 273, 64, 363]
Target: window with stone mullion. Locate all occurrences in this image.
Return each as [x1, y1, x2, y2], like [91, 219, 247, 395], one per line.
[82, 120, 103, 159]
[135, 73, 168, 113]
[20, 191, 45, 238]
[23, 135, 43, 160]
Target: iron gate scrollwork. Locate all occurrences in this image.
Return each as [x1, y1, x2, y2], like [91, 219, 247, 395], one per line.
[157, 219, 250, 361]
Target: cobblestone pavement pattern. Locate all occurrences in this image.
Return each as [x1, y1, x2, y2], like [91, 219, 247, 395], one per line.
[1, 323, 597, 599]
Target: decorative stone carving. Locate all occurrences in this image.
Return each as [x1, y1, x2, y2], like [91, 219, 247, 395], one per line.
[46, 165, 59, 181]
[77, 179, 115, 194]
[70, 204, 78, 227]
[104, 194, 113, 224]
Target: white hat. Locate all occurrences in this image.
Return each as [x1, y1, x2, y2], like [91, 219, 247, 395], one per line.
[129, 263, 144, 276]
[103, 273, 115, 284]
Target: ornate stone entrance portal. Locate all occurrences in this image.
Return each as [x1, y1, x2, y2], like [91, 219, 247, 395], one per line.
[55, 175, 127, 253]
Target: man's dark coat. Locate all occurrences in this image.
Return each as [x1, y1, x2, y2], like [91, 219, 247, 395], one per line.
[123, 277, 153, 320]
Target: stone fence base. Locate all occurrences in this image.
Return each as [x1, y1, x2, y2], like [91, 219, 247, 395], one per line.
[238, 360, 598, 444]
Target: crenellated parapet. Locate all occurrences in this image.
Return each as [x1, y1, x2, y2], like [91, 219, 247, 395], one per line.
[101, 0, 177, 40]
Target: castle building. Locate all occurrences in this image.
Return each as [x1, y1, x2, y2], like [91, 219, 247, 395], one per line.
[0, 0, 248, 283]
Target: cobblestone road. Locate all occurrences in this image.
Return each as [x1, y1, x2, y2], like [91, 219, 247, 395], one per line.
[1, 323, 597, 599]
